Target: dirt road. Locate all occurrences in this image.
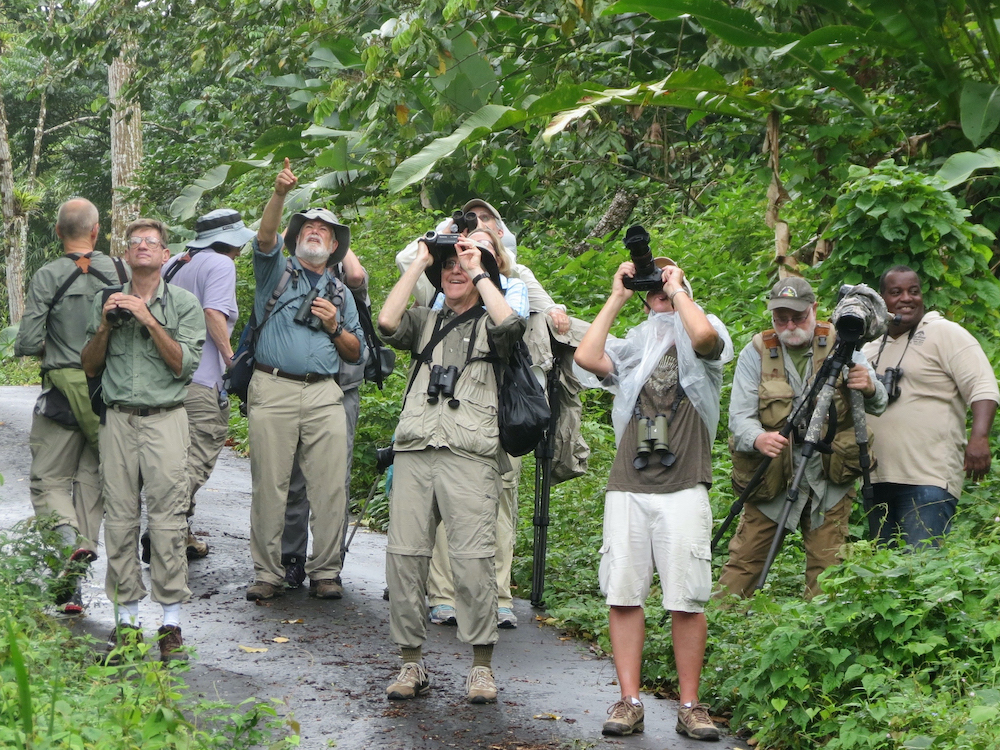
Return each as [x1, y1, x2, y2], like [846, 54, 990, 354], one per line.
[0, 385, 747, 750]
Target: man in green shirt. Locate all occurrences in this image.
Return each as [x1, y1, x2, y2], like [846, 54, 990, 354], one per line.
[82, 218, 205, 663]
[14, 198, 126, 614]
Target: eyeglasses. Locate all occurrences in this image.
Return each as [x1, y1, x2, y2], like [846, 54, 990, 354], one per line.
[773, 310, 811, 326]
[442, 258, 461, 270]
[128, 236, 164, 249]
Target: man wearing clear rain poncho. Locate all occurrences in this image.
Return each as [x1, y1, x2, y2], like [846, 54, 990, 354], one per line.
[575, 256, 732, 742]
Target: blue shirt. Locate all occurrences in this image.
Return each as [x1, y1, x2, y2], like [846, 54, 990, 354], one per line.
[252, 235, 363, 376]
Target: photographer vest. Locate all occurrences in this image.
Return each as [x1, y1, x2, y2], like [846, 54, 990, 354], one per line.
[730, 321, 874, 502]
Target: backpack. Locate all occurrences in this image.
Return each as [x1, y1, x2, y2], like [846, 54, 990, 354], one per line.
[490, 338, 551, 457]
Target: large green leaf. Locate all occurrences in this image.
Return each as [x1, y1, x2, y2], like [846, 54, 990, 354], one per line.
[168, 164, 232, 221]
[387, 105, 520, 193]
[961, 81, 1000, 147]
[935, 148, 1000, 189]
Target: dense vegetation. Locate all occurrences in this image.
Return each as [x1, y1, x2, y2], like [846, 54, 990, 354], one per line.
[5, 1, 1000, 748]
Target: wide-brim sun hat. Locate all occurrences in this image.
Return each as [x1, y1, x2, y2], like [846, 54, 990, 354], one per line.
[424, 242, 502, 294]
[187, 209, 256, 249]
[285, 208, 350, 265]
[653, 257, 694, 298]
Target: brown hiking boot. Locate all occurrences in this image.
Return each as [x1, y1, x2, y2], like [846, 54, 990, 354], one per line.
[104, 623, 143, 666]
[186, 533, 209, 559]
[386, 661, 431, 700]
[603, 697, 645, 736]
[676, 702, 721, 741]
[465, 666, 498, 704]
[157, 625, 188, 663]
[246, 580, 283, 601]
[309, 577, 343, 599]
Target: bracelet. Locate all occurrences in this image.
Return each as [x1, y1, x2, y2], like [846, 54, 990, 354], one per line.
[668, 288, 690, 303]
[471, 272, 490, 286]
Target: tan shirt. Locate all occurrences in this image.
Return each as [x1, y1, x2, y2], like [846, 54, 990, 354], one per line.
[862, 311, 999, 497]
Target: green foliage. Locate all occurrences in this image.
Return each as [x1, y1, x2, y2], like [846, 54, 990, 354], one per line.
[824, 160, 1000, 355]
[0, 520, 298, 749]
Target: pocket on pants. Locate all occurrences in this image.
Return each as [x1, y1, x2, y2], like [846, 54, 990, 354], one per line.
[685, 543, 713, 604]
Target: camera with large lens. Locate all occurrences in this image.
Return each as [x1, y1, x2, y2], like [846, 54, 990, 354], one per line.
[101, 286, 133, 326]
[831, 283, 889, 344]
[426, 364, 459, 407]
[622, 225, 664, 292]
[877, 366, 903, 404]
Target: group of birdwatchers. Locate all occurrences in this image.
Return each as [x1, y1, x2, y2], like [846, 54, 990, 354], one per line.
[14, 157, 997, 742]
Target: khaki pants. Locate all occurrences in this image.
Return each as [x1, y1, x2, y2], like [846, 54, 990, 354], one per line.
[427, 454, 521, 609]
[386, 448, 500, 649]
[28, 413, 101, 552]
[247, 371, 348, 585]
[101, 408, 190, 605]
[716, 492, 852, 599]
[183, 383, 230, 516]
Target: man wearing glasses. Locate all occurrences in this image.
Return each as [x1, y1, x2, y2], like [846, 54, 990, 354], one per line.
[82, 218, 205, 663]
[718, 277, 886, 599]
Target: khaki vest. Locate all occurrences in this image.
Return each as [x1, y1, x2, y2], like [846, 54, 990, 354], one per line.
[730, 322, 875, 502]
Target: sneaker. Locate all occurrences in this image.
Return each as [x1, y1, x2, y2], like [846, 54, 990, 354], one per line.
[246, 580, 283, 601]
[60, 587, 84, 616]
[186, 532, 209, 559]
[429, 604, 457, 626]
[466, 665, 497, 704]
[157, 625, 188, 663]
[104, 623, 143, 666]
[676, 702, 720, 741]
[497, 606, 518, 629]
[309, 577, 343, 599]
[52, 548, 97, 606]
[603, 697, 645, 736]
[386, 661, 431, 700]
[140, 530, 151, 564]
[284, 556, 306, 589]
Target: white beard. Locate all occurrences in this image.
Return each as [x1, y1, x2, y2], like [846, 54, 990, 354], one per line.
[296, 243, 331, 266]
[777, 321, 815, 348]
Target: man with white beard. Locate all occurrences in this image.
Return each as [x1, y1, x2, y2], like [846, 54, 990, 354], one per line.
[244, 159, 364, 602]
[717, 277, 886, 599]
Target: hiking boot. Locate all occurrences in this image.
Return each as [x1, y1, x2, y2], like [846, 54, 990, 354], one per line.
[140, 530, 151, 564]
[466, 665, 498, 704]
[309, 577, 343, 599]
[104, 623, 143, 666]
[283, 556, 306, 589]
[186, 532, 209, 559]
[497, 606, 518, 629]
[676, 702, 720, 741]
[157, 625, 188, 663]
[386, 661, 431, 700]
[246, 580, 283, 601]
[603, 697, 645, 736]
[52, 548, 97, 606]
[429, 604, 457, 626]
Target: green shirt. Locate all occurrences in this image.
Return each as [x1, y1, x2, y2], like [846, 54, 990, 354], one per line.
[14, 252, 126, 370]
[86, 278, 205, 408]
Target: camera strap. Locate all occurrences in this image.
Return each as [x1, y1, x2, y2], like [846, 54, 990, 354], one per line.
[872, 325, 916, 372]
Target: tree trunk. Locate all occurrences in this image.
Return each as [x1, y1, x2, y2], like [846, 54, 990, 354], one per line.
[569, 187, 639, 256]
[0, 87, 24, 324]
[109, 52, 142, 257]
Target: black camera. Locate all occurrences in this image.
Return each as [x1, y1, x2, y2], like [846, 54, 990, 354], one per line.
[877, 366, 903, 404]
[622, 225, 664, 292]
[427, 364, 459, 407]
[293, 282, 344, 332]
[101, 286, 133, 326]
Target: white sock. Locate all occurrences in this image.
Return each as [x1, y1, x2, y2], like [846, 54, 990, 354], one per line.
[630, 696, 643, 706]
[118, 600, 140, 626]
[161, 602, 182, 628]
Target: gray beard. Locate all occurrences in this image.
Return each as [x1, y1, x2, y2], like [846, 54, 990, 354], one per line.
[296, 244, 331, 266]
[777, 321, 815, 349]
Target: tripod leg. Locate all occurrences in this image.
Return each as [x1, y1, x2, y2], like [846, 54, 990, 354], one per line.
[848, 388, 880, 540]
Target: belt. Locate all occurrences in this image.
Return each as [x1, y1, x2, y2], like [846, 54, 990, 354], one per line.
[109, 402, 184, 417]
[254, 362, 336, 384]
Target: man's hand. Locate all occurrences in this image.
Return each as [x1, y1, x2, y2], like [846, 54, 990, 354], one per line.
[275, 157, 297, 196]
[414, 239, 435, 271]
[754, 431, 789, 459]
[312, 297, 340, 334]
[104, 293, 156, 328]
[662, 265, 686, 297]
[548, 307, 570, 334]
[845, 363, 876, 397]
[456, 241, 484, 276]
[612, 262, 636, 302]
[964, 436, 992, 481]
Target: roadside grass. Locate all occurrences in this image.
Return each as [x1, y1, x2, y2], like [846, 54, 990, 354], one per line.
[0, 519, 298, 750]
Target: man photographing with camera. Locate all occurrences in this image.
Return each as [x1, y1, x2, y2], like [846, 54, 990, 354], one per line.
[718, 277, 887, 600]
[574, 230, 732, 741]
[862, 266, 997, 547]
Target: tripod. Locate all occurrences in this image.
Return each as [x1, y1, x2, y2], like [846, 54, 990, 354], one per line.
[713, 335, 877, 591]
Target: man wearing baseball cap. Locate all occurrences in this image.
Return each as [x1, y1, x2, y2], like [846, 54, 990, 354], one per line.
[243, 159, 364, 602]
[718, 277, 887, 599]
[156, 208, 255, 560]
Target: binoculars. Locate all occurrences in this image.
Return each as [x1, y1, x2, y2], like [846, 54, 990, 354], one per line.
[877, 365, 903, 404]
[293, 283, 344, 332]
[427, 364, 459, 407]
[634, 414, 677, 470]
[101, 286, 133, 326]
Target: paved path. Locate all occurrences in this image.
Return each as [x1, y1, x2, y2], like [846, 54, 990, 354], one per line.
[0, 385, 747, 750]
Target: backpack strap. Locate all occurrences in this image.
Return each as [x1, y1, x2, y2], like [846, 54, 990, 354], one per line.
[49, 253, 120, 311]
[752, 329, 786, 382]
[162, 248, 202, 284]
[812, 321, 835, 363]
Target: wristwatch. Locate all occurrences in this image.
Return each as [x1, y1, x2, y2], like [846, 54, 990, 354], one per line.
[329, 322, 344, 340]
[471, 272, 490, 286]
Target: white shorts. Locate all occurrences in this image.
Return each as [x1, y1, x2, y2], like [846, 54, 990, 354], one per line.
[599, 486, 713, 613]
